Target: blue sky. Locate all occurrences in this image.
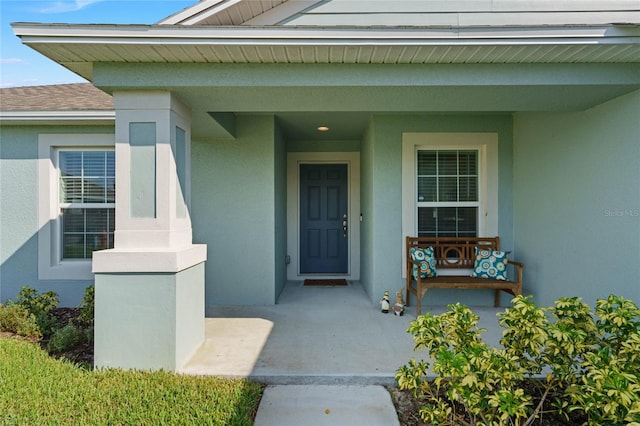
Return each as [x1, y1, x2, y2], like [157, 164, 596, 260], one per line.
[1, 0, 195, 88]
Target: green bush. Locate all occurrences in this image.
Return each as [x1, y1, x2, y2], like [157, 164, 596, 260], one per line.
[77, 285, 94, 325]
[15, 286, 59, 337]
[0, 303, 41, 339]
[47, 323, 85, 354]
[563, 296, 640, 425]
[396, 295, 640, 426]
[84, 326, 94, 345]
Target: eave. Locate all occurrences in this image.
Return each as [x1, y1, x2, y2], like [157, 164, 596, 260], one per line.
[0, 110, 115, 126]
[12, 23, 640, 82]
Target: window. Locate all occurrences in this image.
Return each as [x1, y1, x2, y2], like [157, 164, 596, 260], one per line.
[38, 134, 115, 280]
[402, 133, 499, 259]
[59, 150, 115, 259]
[416, 150, 478, 237]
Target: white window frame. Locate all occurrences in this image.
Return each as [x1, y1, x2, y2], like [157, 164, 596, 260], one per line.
[38, 134, 115, 280]
[402, 133, 499, 275]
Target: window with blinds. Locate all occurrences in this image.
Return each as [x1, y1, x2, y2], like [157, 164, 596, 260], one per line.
[59, 150, 115, 259]
[417, 150, 479, 237]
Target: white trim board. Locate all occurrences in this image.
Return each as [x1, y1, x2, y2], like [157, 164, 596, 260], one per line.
[286, 152, 361, 281]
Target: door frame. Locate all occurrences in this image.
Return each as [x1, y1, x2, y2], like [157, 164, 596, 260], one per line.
[287, 152, 360, 281]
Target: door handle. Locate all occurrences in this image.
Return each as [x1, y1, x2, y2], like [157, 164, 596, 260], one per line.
[342, 214, 348, 238]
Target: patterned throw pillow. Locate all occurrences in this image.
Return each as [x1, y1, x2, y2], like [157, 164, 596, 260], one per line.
[410, 246, 437, 279]
[473, 248, 509, 280]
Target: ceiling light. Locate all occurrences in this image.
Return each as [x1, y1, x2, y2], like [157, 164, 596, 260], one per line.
[317, 126, 329, 132]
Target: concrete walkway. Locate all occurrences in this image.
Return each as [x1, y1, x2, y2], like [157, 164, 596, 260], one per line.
[179, 281, 506, 425]
[254, 385, 400, 426]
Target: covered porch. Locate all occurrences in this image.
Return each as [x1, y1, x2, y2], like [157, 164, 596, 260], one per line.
[180, 281, 505, 384]
[9, 8, 638, 373]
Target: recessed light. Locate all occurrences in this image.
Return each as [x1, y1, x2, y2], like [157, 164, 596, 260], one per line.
[317, 126, 330, 132]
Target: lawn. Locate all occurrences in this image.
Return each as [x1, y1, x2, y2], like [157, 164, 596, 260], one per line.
[0, 337, 264, 425]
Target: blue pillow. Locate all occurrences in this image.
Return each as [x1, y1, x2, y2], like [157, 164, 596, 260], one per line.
[473, 248, 508, 280]
[410, 246, 437, 279]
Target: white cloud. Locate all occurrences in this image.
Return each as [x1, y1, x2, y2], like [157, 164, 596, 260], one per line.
[1, 58, 28, 65]
[0, 79, 40, 88]
[37, 0, 105, 14]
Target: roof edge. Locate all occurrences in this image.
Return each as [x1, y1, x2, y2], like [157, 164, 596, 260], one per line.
[0, 111, 116, 123]
[12, 22, 640, 43]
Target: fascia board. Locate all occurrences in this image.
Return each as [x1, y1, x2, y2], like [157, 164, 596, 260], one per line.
[243, 1, 322, 26]
[178, 0, 245, 26]
[12, 23, 640, 45]
[158, 0, 229, 25]
[0, 110, 115, 125]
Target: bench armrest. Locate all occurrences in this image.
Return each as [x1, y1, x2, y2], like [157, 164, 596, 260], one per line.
[508, 260, 524, 286]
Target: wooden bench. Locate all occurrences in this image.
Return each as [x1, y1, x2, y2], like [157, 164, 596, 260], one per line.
[405, 236, 523, 315]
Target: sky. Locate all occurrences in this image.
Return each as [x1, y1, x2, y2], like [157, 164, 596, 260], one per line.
[0, 0, 195, 88]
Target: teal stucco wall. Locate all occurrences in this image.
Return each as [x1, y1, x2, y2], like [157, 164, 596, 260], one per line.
[0, 125, 114, 306]
[361, 113, 515, 307]
[513, 90, 640, 307]
[191, 114, 280, 306]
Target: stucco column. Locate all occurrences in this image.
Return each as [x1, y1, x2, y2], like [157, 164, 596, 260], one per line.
[93, 91, 206, 371]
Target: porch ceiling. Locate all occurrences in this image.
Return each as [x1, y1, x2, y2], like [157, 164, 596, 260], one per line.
[157, 82, 638, 140]
[109, 73, 638, 140]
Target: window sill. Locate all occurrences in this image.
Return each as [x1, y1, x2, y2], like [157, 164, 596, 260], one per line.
[38, 259, 94, 281]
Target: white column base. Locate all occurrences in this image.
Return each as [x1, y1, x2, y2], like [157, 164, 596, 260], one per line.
[93, 245, 206, 371]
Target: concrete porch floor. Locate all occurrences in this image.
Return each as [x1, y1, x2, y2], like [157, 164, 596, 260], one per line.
[179, 281, 505, 385]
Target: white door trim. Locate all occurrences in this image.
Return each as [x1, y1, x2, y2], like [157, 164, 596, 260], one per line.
[287, 152, 360, 281]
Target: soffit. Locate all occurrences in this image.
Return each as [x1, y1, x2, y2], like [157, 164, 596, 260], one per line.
[12, 24, 640, 81]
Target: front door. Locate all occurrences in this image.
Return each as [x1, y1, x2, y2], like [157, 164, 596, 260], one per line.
[299, 164, 348, 274]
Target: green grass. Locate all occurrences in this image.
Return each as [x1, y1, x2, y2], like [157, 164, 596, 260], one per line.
[0, 337, 264, 425]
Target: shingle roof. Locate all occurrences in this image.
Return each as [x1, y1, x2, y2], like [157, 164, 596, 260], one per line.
[0, 83, 113, 111]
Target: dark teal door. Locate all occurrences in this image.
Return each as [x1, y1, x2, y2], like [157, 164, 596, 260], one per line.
[300, 164, 348, 274]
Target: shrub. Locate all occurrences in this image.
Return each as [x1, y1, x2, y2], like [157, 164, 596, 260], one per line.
[78, 285, 94, 325]
[0, 303, 41, 339]
[396, 295, 640, 426]
[47, 323, 85, 354]
[563, 296, 640, 425]
[15, 286, 59, 337]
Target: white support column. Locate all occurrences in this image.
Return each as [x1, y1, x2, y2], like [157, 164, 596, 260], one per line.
[93, 91, 206, 371]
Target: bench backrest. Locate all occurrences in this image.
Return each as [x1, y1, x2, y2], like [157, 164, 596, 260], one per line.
[406, 236, 500, 269]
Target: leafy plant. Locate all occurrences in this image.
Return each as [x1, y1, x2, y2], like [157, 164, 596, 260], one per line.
[47, 323, 85, 354]
[563, 295, 640, 425]
[397, 302, 538, 425]
[15, 286, 59, 337]
[0, 303, 41, 339]
[78, 285, 94, 326]
[397, 295, 640, 426]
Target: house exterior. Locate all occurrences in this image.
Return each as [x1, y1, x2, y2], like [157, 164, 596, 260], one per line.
[1, 0, 639, 371]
